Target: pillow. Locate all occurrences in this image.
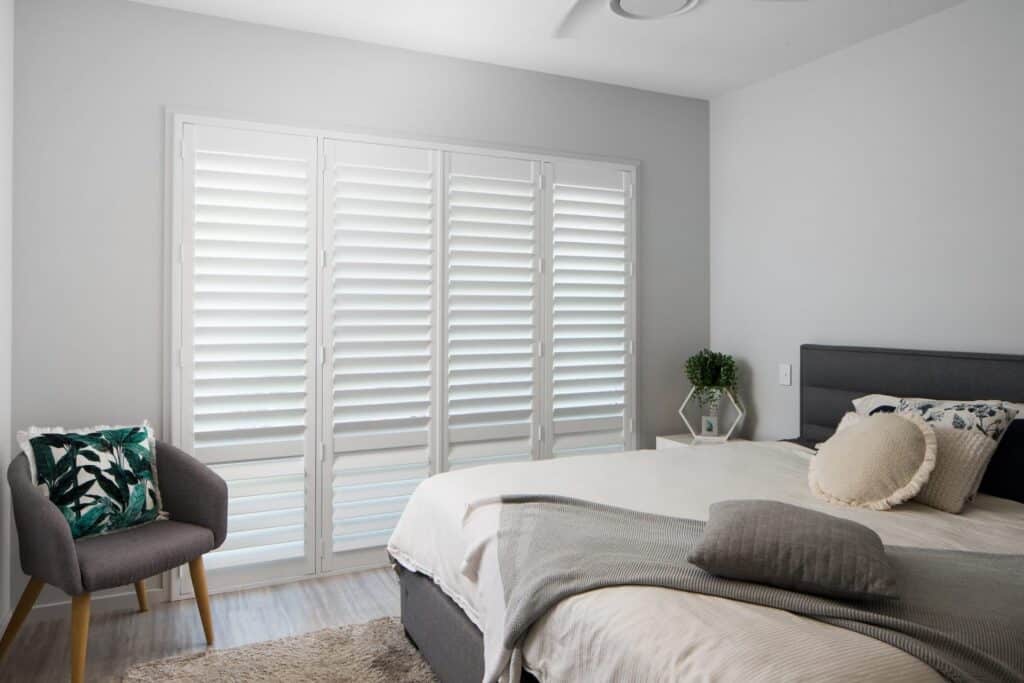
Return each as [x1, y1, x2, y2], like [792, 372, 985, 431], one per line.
[16, 422, 166, 539]
[979, 417, 1024, 503]
[851, 393, 901, 416]
[814, 411, 860, 449]
[809, 413, 935, 510]
[896, 399, 1019, 513]
[851, 395, 1024, 506]
[688, 500, 897, 601]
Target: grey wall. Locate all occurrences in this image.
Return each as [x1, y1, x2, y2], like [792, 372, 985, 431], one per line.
[13, 0, 708, 603]
[710, 0, 1024, 440]
[0, 0, 13, 622]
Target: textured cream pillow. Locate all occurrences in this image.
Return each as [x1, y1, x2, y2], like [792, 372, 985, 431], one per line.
[915, 428, 998, 513]
[809, 413, 936, 510]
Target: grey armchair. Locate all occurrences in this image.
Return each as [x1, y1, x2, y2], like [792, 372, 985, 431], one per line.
[0, 441, 228, 683]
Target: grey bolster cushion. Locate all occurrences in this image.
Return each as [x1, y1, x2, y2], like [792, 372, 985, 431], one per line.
[155, 441, 229, 548]
[688, 499, 898, 601]
[8, 454, 85, 595]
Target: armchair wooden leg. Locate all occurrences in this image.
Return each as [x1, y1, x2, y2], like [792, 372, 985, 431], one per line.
[0, 577, 45, 661]
[134, 581, 149, 612]
[70, 593, 91, 683]
[188, 557, 214, 645]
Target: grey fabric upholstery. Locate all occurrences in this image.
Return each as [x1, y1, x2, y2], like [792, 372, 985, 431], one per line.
[396, 563, 540, 683]
[77, 521, 214, 591]
[8, 454, 84, 595]
[799, 345, 1024, 446]
[7, 442, 227, 596]
[155, 441, 229, 547]
[688, 500, 898, 601]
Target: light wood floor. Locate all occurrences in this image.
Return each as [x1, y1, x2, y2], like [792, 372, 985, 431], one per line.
[0, 568, 400, 682]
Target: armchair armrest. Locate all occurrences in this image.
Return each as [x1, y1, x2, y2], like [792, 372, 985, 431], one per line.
[155, 441, 228, 548]
[8, 454, 84, 595]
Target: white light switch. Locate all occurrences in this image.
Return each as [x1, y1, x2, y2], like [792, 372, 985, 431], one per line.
[779, 363, 792, 386]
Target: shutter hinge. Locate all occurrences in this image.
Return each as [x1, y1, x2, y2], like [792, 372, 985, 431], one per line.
[318, 345, 326, 366]
[627, 340, 634, 355]
[320, 248, 328, 270]
[627, 182, 634, 199]
[628, 418, 635, 433]
[538, 257, 545, 275]
[177, 242, 184, 264]
[536, 425, 544, 442]
[537, 341, 544, 357]
[626, 261, 634, 277]
[537, 174, 545, 190]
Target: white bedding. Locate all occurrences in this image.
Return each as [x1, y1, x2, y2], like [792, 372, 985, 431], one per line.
[387, 441, 1024, 682]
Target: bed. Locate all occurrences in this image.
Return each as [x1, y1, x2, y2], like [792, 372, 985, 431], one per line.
[388, 345, 1024, 682]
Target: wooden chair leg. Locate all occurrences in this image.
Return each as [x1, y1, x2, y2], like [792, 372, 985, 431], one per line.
[134, 581, 149, 612]
[188, 557, 214, 645]
[70, 593, 91, 683]
[0, 577, 45, 661]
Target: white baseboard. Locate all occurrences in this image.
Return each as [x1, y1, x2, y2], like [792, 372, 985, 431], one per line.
[27, 586, 169, 622]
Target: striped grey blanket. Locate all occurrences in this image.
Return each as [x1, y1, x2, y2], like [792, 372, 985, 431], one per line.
[492, 495, 1024, 683]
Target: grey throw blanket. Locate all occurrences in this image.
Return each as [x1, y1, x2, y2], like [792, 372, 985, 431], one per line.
[497, 495, 1024, 682]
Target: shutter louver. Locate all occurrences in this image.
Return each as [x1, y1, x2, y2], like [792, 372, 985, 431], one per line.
[324, 140, 435, 561]
[204, 457, 308, 571]
[547, 162, 633, 457]
[445, 153, 539, 469]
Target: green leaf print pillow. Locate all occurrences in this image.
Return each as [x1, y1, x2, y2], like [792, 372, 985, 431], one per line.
[17, 422, 166, 539]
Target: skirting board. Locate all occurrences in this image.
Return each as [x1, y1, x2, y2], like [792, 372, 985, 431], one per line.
[26, 586, 167, 623]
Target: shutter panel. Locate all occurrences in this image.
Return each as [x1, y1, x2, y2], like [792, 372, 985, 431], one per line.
[546, 162, 634, 457]
[323, 140, 435, 565]
[445, 153, 539, 469]
[179, 124, 317, 590]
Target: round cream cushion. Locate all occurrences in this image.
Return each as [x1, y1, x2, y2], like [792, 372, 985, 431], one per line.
[809, 413, 936, 510]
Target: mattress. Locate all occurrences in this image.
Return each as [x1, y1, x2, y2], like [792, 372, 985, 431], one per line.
[387, 441, 1024, 682]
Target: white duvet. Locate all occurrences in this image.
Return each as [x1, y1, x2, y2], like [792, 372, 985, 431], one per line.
[387, 441, 1024, 682]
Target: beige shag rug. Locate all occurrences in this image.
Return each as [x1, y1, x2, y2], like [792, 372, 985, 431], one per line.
[122, 617, 437, 682]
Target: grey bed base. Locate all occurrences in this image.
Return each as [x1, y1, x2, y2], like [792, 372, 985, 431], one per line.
[395, 562, 539, 683]
[398, 344, 1024, 682]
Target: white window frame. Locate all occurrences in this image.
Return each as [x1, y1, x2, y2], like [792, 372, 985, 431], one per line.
[165, 112, 637, 598]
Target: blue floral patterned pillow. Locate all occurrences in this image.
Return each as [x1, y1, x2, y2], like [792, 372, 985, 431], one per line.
[897, 399, 1018, 442]
[17, 423, 166, 539]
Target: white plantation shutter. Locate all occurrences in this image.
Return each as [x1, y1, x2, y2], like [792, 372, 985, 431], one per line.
[178, 123, 317, 590]
[445, 153, 540, 469]
[174, 117, 637, 590]
[322, 140, 435, 566]
[545, 161, 635, 457]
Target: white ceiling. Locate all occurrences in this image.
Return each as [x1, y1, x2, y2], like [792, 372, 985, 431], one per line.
[128, 0, 961, 98]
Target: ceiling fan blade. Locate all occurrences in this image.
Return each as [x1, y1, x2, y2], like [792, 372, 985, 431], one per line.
[554, 0, 604, 38]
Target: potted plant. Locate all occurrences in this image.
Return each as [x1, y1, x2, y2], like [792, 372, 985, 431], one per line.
[684, 349, 740, 437]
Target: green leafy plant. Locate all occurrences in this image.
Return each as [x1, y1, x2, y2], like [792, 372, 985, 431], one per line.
[684, 348, 740, 409]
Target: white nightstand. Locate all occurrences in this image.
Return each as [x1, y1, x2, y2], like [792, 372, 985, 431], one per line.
[655, 433, 747, 449]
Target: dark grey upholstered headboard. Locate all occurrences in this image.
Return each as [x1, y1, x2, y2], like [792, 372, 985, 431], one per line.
[799, 344, 1024, 445]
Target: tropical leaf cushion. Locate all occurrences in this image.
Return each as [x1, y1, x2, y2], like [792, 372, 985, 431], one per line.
[16, 422, 166, 539]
